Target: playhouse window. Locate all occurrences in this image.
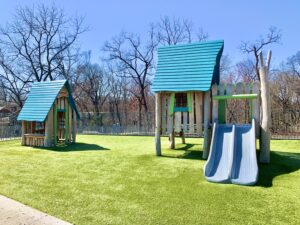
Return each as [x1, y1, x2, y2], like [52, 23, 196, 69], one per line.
[175, 93, 187, 107]
[59, 116, 65, 129]
[35, 122, 44, 131]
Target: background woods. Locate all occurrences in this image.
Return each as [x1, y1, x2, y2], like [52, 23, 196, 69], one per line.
[0, 4, 299, 137]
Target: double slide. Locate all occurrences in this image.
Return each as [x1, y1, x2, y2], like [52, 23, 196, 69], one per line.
[204, 119, 258, 185]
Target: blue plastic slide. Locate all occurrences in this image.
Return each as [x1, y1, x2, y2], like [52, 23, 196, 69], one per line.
[231, 119, 258, 185]
[204, 119, 258, 185]
[203, 122, 235, 183]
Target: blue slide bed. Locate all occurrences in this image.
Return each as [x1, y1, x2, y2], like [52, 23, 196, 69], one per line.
[204, 119, 258, 186]
[204, 122, 235, 183]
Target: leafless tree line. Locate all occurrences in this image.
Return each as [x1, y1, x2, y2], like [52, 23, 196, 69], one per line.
[0, 3, 299, 135]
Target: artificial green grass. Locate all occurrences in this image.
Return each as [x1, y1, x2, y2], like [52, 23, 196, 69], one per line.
[0, 136, 299, 225]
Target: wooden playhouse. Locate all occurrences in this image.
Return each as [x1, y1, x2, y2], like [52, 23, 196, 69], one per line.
[17, 80, 80, 147]
[152, 40, 224, 158]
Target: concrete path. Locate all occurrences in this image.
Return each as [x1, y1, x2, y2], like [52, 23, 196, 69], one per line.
[0, 195, 72, 225]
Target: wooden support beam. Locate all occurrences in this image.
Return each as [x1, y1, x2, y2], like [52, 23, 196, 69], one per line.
[203, 91, 211, 159]
[155, 93, 162, 156]
[161, 93, 167, 134]
[211, 85, 218, 122]
[65, 99, 69, 145]
[195, 92, 203, 136]
[73, 110, 77, 143]
[183, 113, 188, 133]
[174, 112, 181, 133]
[44, 107, 54, 147]
[21, 121, 26, 146]
[180, 130, 185, 144]
[69, 104, 72, 142]
[53, 103, 57, 146]
[169, 130, 175, 149]
[188, 92, 195, 134]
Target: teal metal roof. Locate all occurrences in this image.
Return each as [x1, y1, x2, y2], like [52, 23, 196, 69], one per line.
[152, 40, 224, 92]
[17, 80, 80, 122]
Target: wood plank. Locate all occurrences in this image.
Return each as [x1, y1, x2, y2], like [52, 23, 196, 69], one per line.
[183, 112, 188, 133]
[161, 93, 167, 134]
[174, 112, 181, 132]
[167, 97, 173, 134]
[44, 107, 54, 147]
[211, 84, 218, 122]
[195, 92, 203, 135]
[21, 121, 26, 146]
[69, 104, 72, 142]
[189, 92, 195, 134]
[155, 93, 162, 156]
[203, 91, 211, 159]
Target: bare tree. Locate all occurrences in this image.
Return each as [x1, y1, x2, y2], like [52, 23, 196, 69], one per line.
[287, 51, 300, 78]
[103, 30, 157, 128]
[75, 52, 110, 125]
[240, 26, 281, 80]
[0, 4, 85, 107]
[235, 59, 257, 82]
[0, 51, 31, 107]
[155, 16, 208, 46]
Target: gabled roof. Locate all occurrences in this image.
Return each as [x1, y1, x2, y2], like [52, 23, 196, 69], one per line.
[152, 40, 224, 92]
[17, 80, 80, 122]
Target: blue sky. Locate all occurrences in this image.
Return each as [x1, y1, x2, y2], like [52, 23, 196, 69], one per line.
[0, 0, 299, 66]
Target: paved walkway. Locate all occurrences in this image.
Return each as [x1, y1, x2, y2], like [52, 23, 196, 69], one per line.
[0, 195, 72, 225]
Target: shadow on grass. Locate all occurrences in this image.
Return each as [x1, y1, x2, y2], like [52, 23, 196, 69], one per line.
[161, 143, 204, 160]
[257, 151, 300, 187]
[36, 142, 110, 152]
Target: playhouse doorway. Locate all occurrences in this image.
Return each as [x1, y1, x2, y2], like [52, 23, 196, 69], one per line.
[57, 111, 66, 142]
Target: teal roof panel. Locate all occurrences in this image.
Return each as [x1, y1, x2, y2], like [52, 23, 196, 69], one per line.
[17, 80, 80, 122]
[152, 40, 224, 92]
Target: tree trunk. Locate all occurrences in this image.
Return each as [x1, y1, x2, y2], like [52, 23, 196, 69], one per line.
[259, 52, 271, 163]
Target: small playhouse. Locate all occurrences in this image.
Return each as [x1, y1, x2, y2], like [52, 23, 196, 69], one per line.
[17, 80, 80, 147]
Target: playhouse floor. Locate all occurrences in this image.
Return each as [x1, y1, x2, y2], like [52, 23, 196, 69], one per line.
[0, 135, 299, 225]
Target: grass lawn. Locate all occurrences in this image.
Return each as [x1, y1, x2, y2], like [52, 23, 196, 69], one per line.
[0, 135, 299, 225]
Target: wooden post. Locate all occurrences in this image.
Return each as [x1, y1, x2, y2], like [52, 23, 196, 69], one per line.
[155, 93, 162, 156]
[69, 104, 72, 142]
[73, 110, 77, 143]
[44, 107, 54, 147]
[183, 113, 188, 133]
[211, 84, 218, 122]
[21, 121, 26, 146]
[189, 92, 195, 134]
[65, 99, 69, 145]
[259, 51, 271, 163]
[203, 91, 211, 159]
[161, 93, 167, 134]
[167, 94, 175, 149]
[195, 92, 203, 136]
[169, 129, 175, 149]
[180, 130, 185, 144]
[53, 103, 57, 146]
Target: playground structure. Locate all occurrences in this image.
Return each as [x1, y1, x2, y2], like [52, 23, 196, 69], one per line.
[152, 40, 224, 157]
[17, 80, 80, 147]
[153, 40, 271, 185]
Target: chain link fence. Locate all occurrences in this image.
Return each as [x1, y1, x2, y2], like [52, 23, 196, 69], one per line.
[1, 109, 300, 140]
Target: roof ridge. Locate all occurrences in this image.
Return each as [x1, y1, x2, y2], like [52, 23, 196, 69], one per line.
[158, 40, 224, 50]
